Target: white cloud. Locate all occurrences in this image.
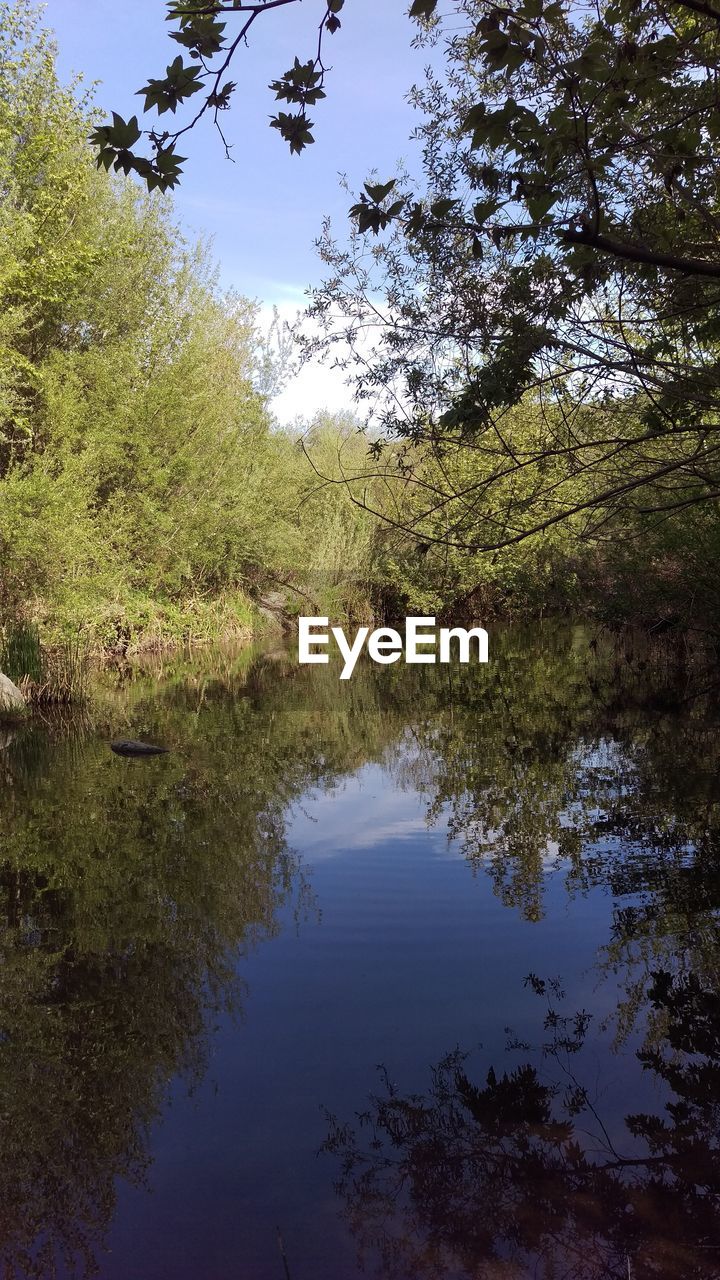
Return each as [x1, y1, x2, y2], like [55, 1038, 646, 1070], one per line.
[257, 297, 360, 427]
[273, 353, 358, 427]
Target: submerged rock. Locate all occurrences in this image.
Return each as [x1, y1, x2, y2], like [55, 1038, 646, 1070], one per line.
[110, 740, 169, 757]
[0, 673, 26, 719]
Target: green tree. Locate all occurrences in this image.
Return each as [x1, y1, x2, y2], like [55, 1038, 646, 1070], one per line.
[323, 970, 720, 1280]
[0, 2, 387, 641]
[304, 0, 720, 592]
[0, 652, 418, 1276]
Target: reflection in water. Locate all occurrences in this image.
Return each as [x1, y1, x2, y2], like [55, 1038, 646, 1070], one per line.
[0, 627, 719, 1276]
[324, 968, 720, 1279]
[0, 650, 418, 1277]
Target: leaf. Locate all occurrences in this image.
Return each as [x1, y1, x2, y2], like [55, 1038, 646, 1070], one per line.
[169, 16, 226, 58]
[207, 81, 236, 111]
[270, 111, 315, 154]
[138, 57, 203, 115]
[409, 0, 439, 17]
[430, 197, 458, 218]
[364, 179, 396, 203]
[105, 113, 142, 148]
[461, 103, 487, 133]
[526, 190, 558, 219]
[473, 199, 498, 225]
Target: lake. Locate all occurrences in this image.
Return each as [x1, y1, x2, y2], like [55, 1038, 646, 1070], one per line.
[1, 624, 719, 1280]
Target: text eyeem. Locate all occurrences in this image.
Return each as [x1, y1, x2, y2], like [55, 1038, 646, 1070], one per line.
[298, 616, 489, 680]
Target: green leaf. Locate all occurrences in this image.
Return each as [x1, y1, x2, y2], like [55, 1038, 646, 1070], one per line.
[106, 113, 142, 148]
[525, 190, 559, 219]
[461, 103, 487, 133]
[270, 111, 315, 154]
[169, 16, 226, 58]
[473, 199, 498, 225]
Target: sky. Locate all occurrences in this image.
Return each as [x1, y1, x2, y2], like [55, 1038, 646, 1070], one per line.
[46, 1, 434, 422]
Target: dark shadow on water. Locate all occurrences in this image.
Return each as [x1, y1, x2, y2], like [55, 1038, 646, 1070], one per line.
[322, 968, 720, 1280]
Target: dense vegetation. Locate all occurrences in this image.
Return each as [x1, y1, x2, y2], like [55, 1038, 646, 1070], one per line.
[0, 3, 383, 652]
[306, 0, 720, 627]
[2, 0, 720, 654]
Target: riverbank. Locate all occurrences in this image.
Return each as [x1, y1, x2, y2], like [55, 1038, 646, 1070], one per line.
[0, 589, 280, 712]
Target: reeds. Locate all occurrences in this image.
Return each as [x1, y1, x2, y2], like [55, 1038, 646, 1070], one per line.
[1, 622, 91, 706]
[0, 621, 43, 684]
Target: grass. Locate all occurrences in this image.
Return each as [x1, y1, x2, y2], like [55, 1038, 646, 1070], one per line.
[1, 621, 43, 685]
[1, 621, 91, 706]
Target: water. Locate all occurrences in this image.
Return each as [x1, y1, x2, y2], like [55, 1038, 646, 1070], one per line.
[1, 625, 719, 1279]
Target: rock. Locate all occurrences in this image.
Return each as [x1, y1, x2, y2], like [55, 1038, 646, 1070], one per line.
[0, 673, 26, 719]
[111, 740, 169, 757]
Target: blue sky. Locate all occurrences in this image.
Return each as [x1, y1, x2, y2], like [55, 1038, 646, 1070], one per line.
[47, 2, 432, 417]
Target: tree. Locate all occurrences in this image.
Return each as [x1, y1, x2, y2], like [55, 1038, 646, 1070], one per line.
[91, 1, 720, 598]
[303, 0, 720, 570]
[0, 1, 389, 639]
[0, 650, 420, 1276]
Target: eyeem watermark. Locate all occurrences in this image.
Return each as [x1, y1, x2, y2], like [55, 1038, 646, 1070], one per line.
[298, 616, 489, 680]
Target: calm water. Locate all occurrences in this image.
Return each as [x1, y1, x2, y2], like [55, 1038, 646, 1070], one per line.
[1, 625, 720, 1279]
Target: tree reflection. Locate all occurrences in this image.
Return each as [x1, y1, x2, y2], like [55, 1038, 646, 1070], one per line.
[388, 628, 720, 1013]
[0, 656, 413, 1278]
[1, 628, 720, 1276]
[323, 970, 720, 1280]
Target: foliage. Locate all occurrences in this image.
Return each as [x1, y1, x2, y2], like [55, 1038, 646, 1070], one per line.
[0, 652, 420, 1276]
[0, 621, 43, 684]
[0, 3, 382, 644]
[324, 969, 720, 1279]
[0, 621, 90, 703]
[9, 0, 720, 634]
[92, 0, 348, 191]
[303, 0, 720, 619]
[1, 626, 720, 1272]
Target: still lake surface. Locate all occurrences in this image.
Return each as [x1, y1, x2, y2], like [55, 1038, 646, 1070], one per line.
[1, 624, 719, 1279]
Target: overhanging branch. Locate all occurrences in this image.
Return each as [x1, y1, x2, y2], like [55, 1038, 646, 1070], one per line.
[562, 228, 720, 279]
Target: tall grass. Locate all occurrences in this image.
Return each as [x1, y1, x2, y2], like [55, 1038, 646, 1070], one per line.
[0, 622, 43, 684]
[37, 635, 91, 705]
[1, 622, 90, 705]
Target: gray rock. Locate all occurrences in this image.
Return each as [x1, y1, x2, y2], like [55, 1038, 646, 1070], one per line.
[111, 740, 169, 757]
[0, 673, 26, 718]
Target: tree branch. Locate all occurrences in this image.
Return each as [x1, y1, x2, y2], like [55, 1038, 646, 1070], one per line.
[672, 0, 720, 23]
[562, 227, 720, 279]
